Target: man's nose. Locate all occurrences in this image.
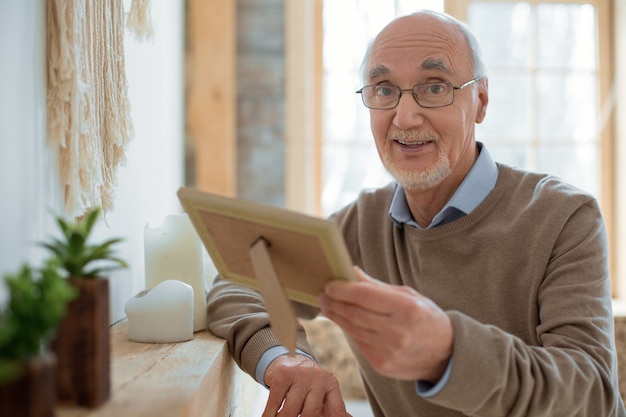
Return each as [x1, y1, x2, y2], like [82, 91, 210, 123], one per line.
[393, 90, 425, 130]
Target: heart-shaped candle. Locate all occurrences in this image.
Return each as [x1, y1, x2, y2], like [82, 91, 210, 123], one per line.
[125, 279, 194, 343]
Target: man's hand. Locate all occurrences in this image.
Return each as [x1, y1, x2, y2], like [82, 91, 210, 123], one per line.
[319, 266, 453, 383]
[263, 354, 352, 417]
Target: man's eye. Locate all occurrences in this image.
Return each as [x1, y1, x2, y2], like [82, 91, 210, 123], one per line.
[424, 83, 447, 95]
[375, 86, 396, 97]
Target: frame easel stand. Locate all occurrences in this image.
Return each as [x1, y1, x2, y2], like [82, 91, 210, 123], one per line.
[249, 236, 298, 353]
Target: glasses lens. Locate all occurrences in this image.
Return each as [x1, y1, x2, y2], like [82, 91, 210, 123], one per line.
[414, 83, 454, 108]
[362, 86, 399, 109]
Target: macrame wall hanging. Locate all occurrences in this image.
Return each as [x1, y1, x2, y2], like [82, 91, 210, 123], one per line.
[47, 0, 153, 218]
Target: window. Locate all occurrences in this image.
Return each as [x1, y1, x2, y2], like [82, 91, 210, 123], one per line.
[467, 1, 604, 200]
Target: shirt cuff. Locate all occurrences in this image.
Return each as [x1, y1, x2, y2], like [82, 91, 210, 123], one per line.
[255, 346, 316, 389]
[415, 357, 454, 398]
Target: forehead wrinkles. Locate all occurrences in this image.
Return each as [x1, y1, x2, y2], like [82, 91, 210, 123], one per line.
[367, 26, 465, 82]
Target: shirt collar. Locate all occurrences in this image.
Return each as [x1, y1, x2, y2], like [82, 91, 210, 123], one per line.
[389, 142, 498, 229]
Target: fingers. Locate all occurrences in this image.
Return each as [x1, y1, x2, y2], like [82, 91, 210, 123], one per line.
[320, 295, 388, 336]
[319, 267, 454, 381]
[264, 386, 350, 417]
[323, 267, 422, 317]
[322, 382, 352, 417]
[262, 354, 351, 417]
[262, 392, 284, 417]
[283, 377, 347, 417]
[320, 274, 422, 335]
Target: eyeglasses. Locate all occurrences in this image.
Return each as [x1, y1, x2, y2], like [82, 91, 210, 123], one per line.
[356, 78, 479, 110]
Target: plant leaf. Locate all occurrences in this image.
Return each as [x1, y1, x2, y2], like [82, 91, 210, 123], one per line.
[40, 208, 127, 279]
[82, 207, 100, 237]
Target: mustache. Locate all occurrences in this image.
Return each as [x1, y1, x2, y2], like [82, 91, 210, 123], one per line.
[388, 130, 439, 142]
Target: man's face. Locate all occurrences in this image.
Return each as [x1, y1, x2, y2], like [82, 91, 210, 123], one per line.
[365, 14, 488, 191]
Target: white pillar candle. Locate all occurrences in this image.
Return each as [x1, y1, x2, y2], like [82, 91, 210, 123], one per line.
[144, 213, 208, 332]
[124, 280, 194, 343]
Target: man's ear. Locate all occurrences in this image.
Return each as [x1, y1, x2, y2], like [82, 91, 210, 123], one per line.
[475, 79, 489, 124]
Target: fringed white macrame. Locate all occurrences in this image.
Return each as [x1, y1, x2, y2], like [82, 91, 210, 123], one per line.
[126, 0, 154, 41]
[47, 0, 152, 218]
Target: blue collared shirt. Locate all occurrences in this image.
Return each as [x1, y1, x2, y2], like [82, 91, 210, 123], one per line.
[389, 142, 498, 229]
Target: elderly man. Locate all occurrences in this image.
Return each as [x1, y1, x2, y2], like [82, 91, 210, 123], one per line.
[207, 10, 626, 417]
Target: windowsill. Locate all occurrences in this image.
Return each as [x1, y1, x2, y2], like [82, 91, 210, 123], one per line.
[56, 320, 238, 417]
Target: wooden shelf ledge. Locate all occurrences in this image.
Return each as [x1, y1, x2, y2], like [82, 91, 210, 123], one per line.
[57, 320, 238, 417]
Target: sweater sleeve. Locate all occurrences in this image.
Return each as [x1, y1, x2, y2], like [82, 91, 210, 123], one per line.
[206, 276, 319, 379]
[426, 199, 624, 416]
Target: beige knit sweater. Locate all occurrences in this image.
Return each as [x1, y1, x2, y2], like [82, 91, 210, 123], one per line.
[207, 164, 626, 416]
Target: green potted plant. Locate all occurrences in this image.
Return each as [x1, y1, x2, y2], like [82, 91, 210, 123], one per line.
[0, 263, 77, 417]
[42, 207, 128, 408]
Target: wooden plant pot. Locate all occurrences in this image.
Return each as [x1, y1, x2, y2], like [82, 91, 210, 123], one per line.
[51, 278, 110, 408]
[0, 352, 57, 417]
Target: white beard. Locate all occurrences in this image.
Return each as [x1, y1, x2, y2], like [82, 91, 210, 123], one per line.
[381, 134, 452, 191]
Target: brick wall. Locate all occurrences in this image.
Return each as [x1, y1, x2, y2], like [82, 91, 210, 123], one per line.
[236, 0, 286, 207]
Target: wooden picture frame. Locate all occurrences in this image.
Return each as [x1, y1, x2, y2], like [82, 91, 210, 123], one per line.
[177, 187, 355, 307]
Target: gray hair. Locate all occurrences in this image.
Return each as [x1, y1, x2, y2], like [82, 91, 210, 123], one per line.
[360, 10, 488, 84]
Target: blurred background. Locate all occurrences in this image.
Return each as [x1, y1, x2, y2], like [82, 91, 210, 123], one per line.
[1, 1, 625, 411]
